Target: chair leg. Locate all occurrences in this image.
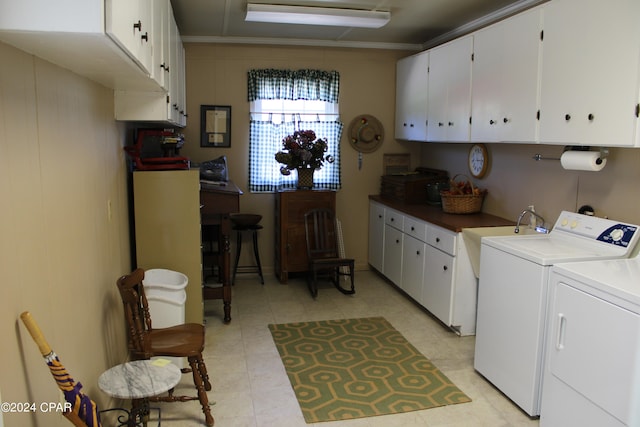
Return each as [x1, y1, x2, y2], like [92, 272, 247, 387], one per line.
[188, 355, 214, 427]
[307, 268, 318, 298]
[252, 230, 264, 285]
[198, 357, 212, 391]
[334, 263, 356, 295]
[232, 230, 242, 285]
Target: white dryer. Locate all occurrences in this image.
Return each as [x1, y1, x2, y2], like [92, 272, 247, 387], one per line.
[541, 257, 640, 427]
[474, 211, 639, 416]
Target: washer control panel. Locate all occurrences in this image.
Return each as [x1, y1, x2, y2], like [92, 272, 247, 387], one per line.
[553, 211, 639, 249]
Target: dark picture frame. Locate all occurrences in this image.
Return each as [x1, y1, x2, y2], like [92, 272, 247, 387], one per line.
[200, 105, 231, 147]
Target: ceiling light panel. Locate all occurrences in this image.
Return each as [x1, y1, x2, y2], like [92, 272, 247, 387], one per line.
[245, 3, 391, 28]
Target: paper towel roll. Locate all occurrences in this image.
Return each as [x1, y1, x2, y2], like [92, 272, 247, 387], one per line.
[560, 151, 607, 171]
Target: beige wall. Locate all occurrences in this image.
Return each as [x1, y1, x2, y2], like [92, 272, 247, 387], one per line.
[419, 143, 640, 227]
[0, 42, 131, 427]
[180, 43, 421, 272]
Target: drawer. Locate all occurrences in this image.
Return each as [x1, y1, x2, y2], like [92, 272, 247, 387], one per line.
[426, 224, 457, 256]
[385, 208, 404, 230]
[403, 216, 427, 242]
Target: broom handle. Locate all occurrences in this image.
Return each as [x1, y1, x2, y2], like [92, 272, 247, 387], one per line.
[20, 311, 53, 356]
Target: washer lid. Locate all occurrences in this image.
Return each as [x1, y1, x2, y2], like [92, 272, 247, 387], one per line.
[483, 233, 630, 265]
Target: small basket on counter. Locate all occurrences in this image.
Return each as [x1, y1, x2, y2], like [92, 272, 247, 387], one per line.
[440, 174, 487, 214]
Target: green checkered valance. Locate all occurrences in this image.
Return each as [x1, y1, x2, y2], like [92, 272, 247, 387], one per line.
[247, 69, 340, 103]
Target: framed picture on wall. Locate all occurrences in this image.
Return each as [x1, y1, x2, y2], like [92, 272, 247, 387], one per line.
[200, 105, 231, 147]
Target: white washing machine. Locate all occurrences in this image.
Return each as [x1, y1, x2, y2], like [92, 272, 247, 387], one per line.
[541, 257, 640, 427]
[474, 211, 640, 416]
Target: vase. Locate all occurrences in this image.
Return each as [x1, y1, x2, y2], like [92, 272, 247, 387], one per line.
[296, 168, 314, 189]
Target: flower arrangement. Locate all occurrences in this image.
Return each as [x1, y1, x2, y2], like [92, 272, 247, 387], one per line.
[275, 130, 334, 175]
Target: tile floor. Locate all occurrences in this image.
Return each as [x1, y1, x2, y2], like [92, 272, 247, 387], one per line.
[156, 270, 540, 427]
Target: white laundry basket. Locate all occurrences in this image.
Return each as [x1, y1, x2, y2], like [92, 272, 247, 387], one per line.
[143, 269, 188, 368]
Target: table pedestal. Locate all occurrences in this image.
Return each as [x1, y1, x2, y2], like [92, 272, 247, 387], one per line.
[98, 360, 181, 426]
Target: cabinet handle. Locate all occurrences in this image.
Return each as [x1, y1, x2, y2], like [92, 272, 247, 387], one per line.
[160, 63, 169, 73]
[416, 251, 420, 255]
[588, 113, 594, 121]
[489, 119, 495, 125]
[141, 32, 148, 42]
[133, 20, 142, 31]
[503, 117, 509, 123]
[378, 214, 382, 219]
[438, 122, 444, 127]
[443, 265, 448, 271]
[396, 239, 400, 244]
[411, 226, 415, 231]
[448, 121, 454, 126]
[435, 237, 440, 243]
[565, 114, 571, 121]
[390, 218, 394, 222]
[403, 123, 407, 127]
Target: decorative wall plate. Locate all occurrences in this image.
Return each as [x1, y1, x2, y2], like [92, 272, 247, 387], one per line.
[348, 114, 384, 153]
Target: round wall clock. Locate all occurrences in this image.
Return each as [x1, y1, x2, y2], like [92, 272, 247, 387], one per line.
[468, 143, 488, 178]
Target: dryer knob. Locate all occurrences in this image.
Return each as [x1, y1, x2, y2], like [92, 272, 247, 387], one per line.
[610, 229, 624, 242]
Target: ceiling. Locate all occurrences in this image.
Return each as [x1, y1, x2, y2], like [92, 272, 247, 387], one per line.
[171, 0, 547, 51]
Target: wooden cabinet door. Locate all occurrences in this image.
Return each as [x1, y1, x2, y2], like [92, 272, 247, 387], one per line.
[383, 224, 403, 286]
[427, 36, 473, 142]
[368, 201, 385, 272]
[395, 51, 429, 141]
[472, 7, 542, 143]
[105, 0, 153, 74]
[423, 244, 454, 325]
[539, 0, 640, 146]
[402, 234, 426, 302]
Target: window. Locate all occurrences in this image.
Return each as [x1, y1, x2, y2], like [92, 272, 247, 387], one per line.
[248, 69, 342, 192]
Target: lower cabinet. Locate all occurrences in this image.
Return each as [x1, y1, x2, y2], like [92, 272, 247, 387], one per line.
[368, 201, 385, 272]
[369, 200, 477, 335]
[402, 235, 426, 302]
[383, 219, 403, 287]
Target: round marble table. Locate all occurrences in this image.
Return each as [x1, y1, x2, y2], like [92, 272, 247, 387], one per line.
[99, 359, 181, 426]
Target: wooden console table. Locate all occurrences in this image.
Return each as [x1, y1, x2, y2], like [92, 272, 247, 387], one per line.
[200, 180, 242, 323]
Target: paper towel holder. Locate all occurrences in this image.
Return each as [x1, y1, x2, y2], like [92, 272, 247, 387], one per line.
[533, 146, 609, 164]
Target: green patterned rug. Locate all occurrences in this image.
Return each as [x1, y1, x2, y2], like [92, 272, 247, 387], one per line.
[268, 317, 471, 423]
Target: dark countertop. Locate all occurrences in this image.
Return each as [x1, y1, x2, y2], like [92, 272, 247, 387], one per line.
[369, 195, 514, 233]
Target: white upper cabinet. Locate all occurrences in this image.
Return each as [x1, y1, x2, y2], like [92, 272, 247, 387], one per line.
[471, 7, 542, 143]
[0, 0, 164, 92]
[539, 0, 640, 147]
[427, 35, 473, 142]
[114, 0, 187, 126]
[395, 51, 429, 141]
[105, 0, 153, 76]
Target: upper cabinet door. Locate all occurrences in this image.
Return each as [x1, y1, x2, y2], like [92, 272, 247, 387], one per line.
[539, 0, 640, 147]
[471, 7, 542, 143]
[427, 36, 473, 142]
[395, 51, 429, 141]
[105, 0, 154, 75]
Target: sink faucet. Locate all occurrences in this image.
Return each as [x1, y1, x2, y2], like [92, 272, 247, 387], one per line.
[515, 209, 547, 234]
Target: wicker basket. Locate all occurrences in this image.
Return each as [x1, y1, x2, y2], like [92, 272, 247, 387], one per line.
[440, 174, 486, 214]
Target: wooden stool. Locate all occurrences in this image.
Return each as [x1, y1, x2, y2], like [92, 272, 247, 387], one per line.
[230, 214, 264, 285]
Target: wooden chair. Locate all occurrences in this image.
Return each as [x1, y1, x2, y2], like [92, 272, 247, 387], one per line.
[304, 208, 355, 298]
[116, 268, 214, 427]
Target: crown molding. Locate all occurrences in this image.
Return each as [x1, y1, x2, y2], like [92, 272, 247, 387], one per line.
[181, 35, 423, 51]
[422, 0, 549, 49]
